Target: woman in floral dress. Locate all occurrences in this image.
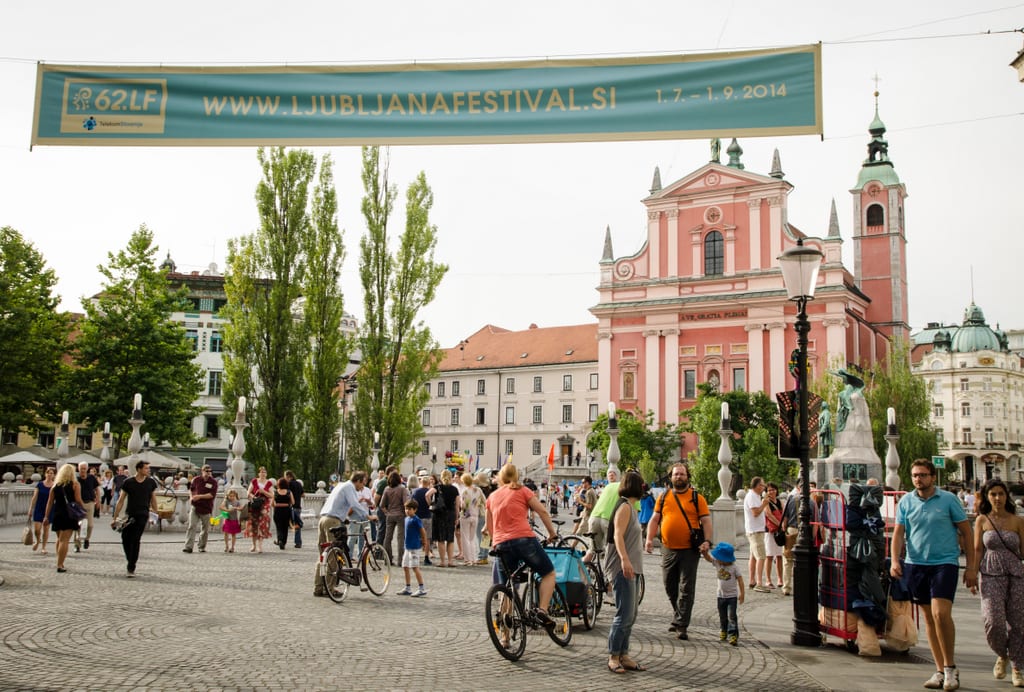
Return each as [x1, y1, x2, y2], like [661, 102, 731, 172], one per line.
[245, 467, 274, 553]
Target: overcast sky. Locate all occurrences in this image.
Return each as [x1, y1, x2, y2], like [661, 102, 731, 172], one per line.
[2, 1, 1022, 347]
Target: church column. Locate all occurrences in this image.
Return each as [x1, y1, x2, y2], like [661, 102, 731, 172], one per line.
[746, 323, 765, 393]
[598, 331, 613, 406]
[643, 329, 661, 422]
[822, 317, 849, 367]
[724, 226, 736, 275]
[666, 210, 679, 277]
[663, 328, 680, 424]
[648, 211, 661, 279]
[768, 196, 783, 265]
[767, 322, 787, 398]
[748, 199, 762, 269]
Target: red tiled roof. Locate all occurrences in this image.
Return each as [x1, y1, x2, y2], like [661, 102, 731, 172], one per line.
[438, 323, 597, 372]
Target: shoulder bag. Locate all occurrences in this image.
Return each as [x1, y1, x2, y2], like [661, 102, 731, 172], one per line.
[667, 489, 705, 549]
[22, 516, 34, 545]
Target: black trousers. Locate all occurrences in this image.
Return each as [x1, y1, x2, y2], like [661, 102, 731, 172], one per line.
[662, 547, 700, 630]
[121, 514, 148, 572]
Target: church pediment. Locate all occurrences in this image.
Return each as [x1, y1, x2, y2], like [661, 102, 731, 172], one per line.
[647, 163, 783, 201]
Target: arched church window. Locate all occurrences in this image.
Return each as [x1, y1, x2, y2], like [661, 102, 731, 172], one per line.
[866, 203, 884, 227]
[704, 231, 723, 276]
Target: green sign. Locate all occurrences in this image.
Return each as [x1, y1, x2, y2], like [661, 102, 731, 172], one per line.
[932, 455, 946, 469]
[31, 45, 822, 147]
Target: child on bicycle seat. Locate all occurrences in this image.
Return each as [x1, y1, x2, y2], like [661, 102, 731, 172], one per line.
[397, 500, 427, 597]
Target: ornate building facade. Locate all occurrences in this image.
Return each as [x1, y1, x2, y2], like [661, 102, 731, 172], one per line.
[590, 108, 909, 456]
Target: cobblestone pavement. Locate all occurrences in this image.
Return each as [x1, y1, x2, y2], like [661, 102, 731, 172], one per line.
[0, 521, 833, 692]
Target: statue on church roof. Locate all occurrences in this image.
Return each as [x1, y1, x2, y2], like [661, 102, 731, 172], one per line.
[710, 138, 721, 164]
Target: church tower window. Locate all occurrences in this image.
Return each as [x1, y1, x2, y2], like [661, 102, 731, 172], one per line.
[866, 203, 884, 228]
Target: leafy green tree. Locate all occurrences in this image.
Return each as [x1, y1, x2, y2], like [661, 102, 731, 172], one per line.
[864, 340, 937, 489]
[70, 226, 202, 454]
[348, 147, 448, 472]
[223, 147, 315, 476]
[637, 451, 656, 484]
[587, 409, 680, 479]
[0, 227, 70, 432]
[294, 154, 349, 483]
[682, 385, 781, 501]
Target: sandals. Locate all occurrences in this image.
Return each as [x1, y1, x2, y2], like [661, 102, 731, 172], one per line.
[621, 658, 646, 671]
[607, 661, 626, 674]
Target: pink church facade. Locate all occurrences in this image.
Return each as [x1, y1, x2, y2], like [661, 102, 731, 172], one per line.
[591, 114, 908, 455]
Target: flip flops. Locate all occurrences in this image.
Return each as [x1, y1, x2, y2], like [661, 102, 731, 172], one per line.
[607, 661, 626, 674]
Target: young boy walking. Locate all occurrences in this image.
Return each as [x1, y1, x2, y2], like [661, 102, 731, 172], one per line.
[704, 542, 745, 645]
[397, 500, 428, 597]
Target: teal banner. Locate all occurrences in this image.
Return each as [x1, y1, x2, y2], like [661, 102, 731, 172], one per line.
[32, 45, 821, 147]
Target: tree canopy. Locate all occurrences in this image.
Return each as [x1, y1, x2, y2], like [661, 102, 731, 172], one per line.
[587, 409, 680, 480]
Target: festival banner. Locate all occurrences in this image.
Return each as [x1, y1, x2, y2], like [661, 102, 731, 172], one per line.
[31, 45, 821, 147]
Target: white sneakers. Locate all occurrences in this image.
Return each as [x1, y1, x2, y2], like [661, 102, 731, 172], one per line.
[1013, 667, 1024, 688]
[996, 657, 1009, 680]
[942, 666, 959, 691]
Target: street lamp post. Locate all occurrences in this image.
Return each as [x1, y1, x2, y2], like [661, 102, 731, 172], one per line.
[777, 238, 824, 648]
[606, 402, 621, 478]
[372, 431, 381, 474]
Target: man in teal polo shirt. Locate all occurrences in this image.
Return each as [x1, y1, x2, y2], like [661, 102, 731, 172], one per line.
[890, 459, 977, 691]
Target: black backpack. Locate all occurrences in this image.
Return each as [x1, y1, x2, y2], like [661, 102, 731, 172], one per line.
[429, 487, 446, 512]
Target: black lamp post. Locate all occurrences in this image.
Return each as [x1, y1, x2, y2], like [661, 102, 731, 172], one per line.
[778, 238, 824, 647]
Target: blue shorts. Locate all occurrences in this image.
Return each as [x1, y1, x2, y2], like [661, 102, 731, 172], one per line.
[491, 537, 554, 584]
[904, 563, 959, 604]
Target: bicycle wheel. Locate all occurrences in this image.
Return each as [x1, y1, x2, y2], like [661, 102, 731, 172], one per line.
[584, 561, 603, 617]
[637, 573, 646, 605]
[361, 542, 392, 596]
[322, 547, 349, 603]
[544, 584, 573, 647]
[558, 535, 588, 556]
[580, 582, 598, 631]
[486, 584, 527, 661]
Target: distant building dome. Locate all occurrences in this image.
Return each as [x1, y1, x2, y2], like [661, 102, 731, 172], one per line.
[160, 251, 177, 272]
[950, 303, 1004, 353]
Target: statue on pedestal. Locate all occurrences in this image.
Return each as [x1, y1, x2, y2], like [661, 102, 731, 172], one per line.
[831, 369, 866, 434]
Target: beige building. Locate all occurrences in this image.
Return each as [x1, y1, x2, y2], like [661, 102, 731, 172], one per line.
[414, 323, 599, 480]
[912, 303, 1024, 488]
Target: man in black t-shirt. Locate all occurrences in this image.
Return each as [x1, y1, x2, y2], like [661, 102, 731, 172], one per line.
[74, 463, 101, 551]
[111, 460, 158, 577]
[285, 470, 304, 548]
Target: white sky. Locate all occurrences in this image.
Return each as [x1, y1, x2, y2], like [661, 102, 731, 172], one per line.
[2, 1, 1022, 347]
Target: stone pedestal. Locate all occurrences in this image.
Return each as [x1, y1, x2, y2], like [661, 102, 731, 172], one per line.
[813, 392, 883, 487]
[711, 496, 739, 546]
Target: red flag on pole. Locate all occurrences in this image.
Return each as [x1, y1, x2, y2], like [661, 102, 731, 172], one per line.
[547, 443, 555, 470]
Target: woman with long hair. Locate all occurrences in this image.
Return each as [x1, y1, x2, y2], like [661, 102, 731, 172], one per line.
[459, 473, 485, 566]
[379, 471, 410, 564]
[973, 478, 1024, 686]
[43, 464, 84, 573]
[27, 467, 55, 554]
[763, 482, 784, 588]
[245, 467, 274, 553]
[604, 469, 647, 674]
[272, 477, 294, 550]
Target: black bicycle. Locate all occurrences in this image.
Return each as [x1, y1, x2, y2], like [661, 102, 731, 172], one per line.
[485, 546, 572, 661]
[320, 520, 392, 602]
[573, 531, 645, 613]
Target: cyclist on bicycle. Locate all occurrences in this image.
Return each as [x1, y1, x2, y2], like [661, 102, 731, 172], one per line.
[483, 464, 559, 627]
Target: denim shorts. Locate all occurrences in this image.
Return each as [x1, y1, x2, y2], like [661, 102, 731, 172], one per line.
[492, 537, 554, 584]
[904, 563, 959, 604]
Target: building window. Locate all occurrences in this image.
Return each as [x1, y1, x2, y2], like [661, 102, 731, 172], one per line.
[75, 428, 92, 450]
[960, 378, 969, 391]
[963, 429, 972, 445]
[589, 404, 599, 422]
[186, 329, 199, 351]
[208, 371, 223, 396]
[961, 402, 971, 417]
[985, 428, 995, 444]
[437, 382, 446, 398]
[450, 440, 459, 453]
[983, 402, 994, 417]
[532, 405, 542, 424]
[732, 367, 746, 392]
[38, 430, 55, 448]
[476, 439, 484, 456]
[1, 430, 17, 445]
[532, 439, 541, 455]
[622, 372, 635, 399]
[422, 410, 431, 426]
[450, 409, 460, 426]
[704, 230, 724, 276]
[424, 382, 431, 397]
[865, 203, 885, 227]
[475, 408, 485, 425]
[533, 376, 542, 393]
[205, 416, 219, 439]
[422, 440, 430, 456]
[562, 405, 573, 424]
[933, 403, 944, 418]
[451, 381, 461, 397]
[210, 332, 223, 353]
[983, 378, 992, 392]
[506, 377, 515, 394]
[477, 379, 486, 395]
[589, 373, 598, 390]
[684, 370, 696, 399]
[562, 375, 573, 392]
[505, 407, 515, 424]
[505, 439, 514, 455]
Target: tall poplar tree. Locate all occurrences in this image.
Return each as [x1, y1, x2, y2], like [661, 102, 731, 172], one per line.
[222, 148, 314, 476]
[70, 226, 202, 453]
[0, 226, 70, 431]
[348, 147, 447, 472]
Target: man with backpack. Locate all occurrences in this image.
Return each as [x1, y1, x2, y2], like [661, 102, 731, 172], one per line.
[644, 462, 713, 641]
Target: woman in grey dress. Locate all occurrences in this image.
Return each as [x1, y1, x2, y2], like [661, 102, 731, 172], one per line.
[603, 469, 646, 674]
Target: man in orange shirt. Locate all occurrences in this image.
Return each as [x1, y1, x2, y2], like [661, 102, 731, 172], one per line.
[644, 462, 713, 640]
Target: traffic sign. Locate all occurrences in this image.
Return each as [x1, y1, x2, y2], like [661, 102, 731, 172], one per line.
[932, 456, 946, 469]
